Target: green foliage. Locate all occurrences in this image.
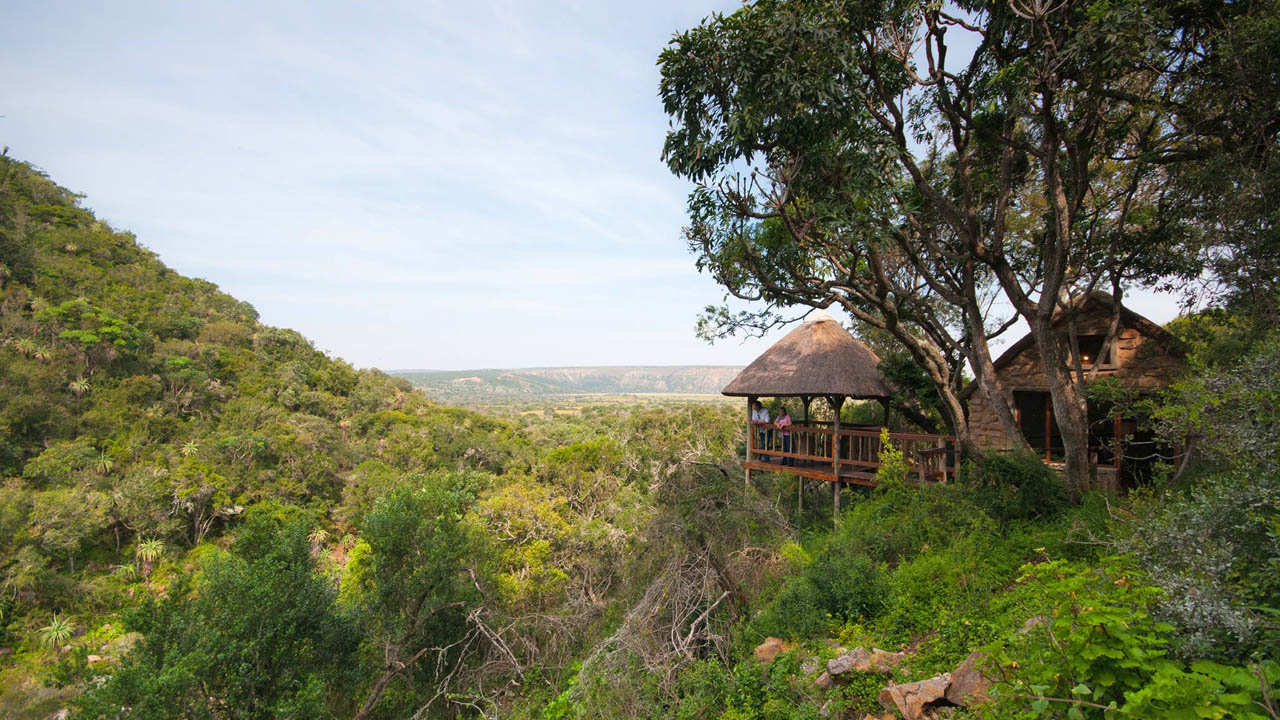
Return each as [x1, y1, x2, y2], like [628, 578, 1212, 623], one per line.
[77, 513, 359, 719]
[960, 450, 1067, 522]
[1153, 331, 1280, 476]
[986, 557, 1278, 718]
[754, 577, 829, 640]
[37, 614, 73, 652]
[828, 480, 994, 567]
[345, 472, 489, 717]
[808, 550, 885, 624]
[872, 428, 908, 488]
[1115, 475, 1280, 662]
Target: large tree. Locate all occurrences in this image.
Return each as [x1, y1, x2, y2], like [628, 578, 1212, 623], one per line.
[658, 0, 1248, 492]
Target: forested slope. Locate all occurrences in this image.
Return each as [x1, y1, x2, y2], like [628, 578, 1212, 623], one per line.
[0, 154, 756, 719]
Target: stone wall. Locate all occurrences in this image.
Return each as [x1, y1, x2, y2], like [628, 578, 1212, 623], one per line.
[967, 319, 1185, 450]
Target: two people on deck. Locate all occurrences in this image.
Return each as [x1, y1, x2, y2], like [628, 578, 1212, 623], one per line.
[750, 401, 793, 465]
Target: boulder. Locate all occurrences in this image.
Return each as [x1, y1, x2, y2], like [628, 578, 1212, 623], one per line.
[827, 647, 871, 675]
[86, 654, 104, 664]
[867, 648, 909, 673]
[878, 674, 951, 720]
[944, 652, 991, 707]
[827, 647, 908, 675]
[753, 637, 793, 664]
[802, 656, 823, 677]
[815, 671, 833, 690]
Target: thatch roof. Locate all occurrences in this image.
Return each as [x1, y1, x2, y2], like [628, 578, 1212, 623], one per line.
[721, 310, 892, 399]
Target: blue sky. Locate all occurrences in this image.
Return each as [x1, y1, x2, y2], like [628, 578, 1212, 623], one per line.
[1, 1, 1179, 371]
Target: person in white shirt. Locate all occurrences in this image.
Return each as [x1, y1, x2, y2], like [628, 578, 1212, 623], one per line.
[751, 400, 772, 460]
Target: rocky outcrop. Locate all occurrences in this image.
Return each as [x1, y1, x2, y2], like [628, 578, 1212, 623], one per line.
[878, 674, 951, 720]
[872, 652, 992, 720]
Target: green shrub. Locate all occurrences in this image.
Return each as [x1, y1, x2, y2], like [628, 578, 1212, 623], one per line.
[828, 481, 994, 566]
[753, 576, 828, 639]
[986, 557, 1280, 719]
[960, 450, 1066, 521]
[808, 549, 886, 623]
[1115, 473, 1280, 662]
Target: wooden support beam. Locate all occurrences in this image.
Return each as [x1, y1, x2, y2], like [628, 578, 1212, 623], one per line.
[833, 480, 840, 526]
[828, 395, 845, 527]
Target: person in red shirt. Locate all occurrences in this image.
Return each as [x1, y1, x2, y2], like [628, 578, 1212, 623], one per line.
[776, 406, 793, 465]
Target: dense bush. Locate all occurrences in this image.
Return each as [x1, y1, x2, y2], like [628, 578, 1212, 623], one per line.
[960, 449, 1066, 522]
[828, 481, 994, 566]
[986, 557, 1279, 719]
[753, 576, 828, 639]
[1116, 475, 1280, 662]
[77, 513, 360, 719]
[808, 549, 886, 623]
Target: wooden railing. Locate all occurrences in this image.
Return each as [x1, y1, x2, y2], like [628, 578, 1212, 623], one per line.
[747, 422, 957, 483]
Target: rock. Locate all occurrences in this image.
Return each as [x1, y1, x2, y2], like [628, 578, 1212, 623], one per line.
[47, 710, 70, 720]
[828, 647, 871, 675]
[815, 671, 832, 689]
[828, 646, 908, 675]
[1020, 615, 1048, 634]
[945, 652, 991, 707]
[867, 648, 908, 673]
[100, 632, 143, 657]
[753, 637, 793, 664]
[802, 656, 823, 677]
[878, 674, 951, 720]
[86, 654, 104, 664]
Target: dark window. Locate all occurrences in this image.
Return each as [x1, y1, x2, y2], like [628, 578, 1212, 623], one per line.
[1015, 390, 1062, 461]
[1076, 334, 1115, 367]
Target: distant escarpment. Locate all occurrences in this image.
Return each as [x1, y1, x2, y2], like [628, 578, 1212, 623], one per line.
[392, 365, 741, 404]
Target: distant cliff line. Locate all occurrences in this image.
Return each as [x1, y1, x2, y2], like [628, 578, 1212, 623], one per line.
[391, 366, 742, 404]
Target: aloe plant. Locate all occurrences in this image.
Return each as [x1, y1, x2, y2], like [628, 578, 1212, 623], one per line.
[136, 538, 164, 578]
[38, 615, 74, 653]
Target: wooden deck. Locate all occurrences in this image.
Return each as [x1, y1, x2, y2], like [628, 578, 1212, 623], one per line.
[747, 422, 956, 485]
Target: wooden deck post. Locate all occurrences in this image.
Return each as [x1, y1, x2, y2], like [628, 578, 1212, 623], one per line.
[833, 480, 840, 525]
[801, 396, 813, 459]
[829, 395, 845, 526]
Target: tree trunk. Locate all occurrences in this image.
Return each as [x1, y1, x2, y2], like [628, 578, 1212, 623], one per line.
[1030, 322, 1094, 497]
[963, 302, 1027, 451]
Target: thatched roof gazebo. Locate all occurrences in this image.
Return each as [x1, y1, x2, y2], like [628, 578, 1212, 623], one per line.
[721, 309, 891, 402]
[723, 310, 955, 521]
